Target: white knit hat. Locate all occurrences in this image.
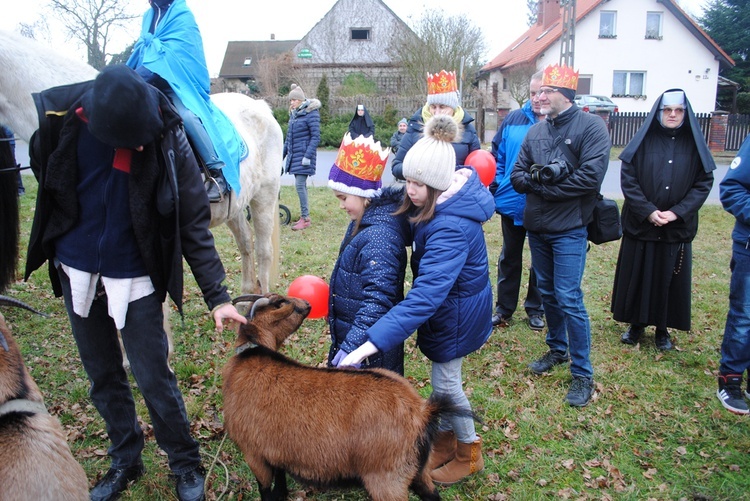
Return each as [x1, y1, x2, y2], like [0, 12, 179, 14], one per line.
[402, 115, 459, 191]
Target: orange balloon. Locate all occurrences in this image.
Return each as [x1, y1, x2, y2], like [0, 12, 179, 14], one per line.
[287, 275, 329, 319]
[464, 149, 496, 187]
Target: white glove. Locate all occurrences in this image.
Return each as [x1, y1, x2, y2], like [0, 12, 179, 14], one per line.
[339, 341, 378, 367]
[301, 157, 311, 166]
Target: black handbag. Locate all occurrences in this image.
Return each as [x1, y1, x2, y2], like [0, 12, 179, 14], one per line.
[587, 194, 622, 244]
[547, 123, 621, 244]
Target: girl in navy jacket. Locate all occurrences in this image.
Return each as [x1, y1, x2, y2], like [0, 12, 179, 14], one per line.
[340, 116, 494, 486]
[327, 133, 409, 374]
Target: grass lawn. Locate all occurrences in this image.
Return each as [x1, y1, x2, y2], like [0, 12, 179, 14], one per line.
[3, 178, 749, 500]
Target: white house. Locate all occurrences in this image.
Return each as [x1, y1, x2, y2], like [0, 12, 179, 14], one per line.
[478, 0, 734, 113]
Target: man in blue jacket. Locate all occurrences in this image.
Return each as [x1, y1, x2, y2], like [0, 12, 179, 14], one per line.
[491, 71, 544, 331]
[717, 134, 750, 415]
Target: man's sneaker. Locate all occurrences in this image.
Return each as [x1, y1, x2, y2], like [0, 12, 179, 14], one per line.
[746, 370, 750, 400]
[717, 374, 749, 415]
[566, 376, 595, 407]
[90, 461, 145, 501]
[528, 350, 569, 375]
[173, 466, 206, 501]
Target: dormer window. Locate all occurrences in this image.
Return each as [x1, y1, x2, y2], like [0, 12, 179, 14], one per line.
[351, 28, 371, 41]
[646, 12, 663, 40]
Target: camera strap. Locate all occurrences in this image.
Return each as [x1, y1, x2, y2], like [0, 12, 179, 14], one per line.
[546, 122, 579, 169]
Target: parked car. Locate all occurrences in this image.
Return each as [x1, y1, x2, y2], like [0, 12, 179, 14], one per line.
[575, 95, 619, 114]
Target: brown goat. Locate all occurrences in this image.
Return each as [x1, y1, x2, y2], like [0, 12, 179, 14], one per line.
[222, 293, 454, 501]
[0, 297, 88, 501]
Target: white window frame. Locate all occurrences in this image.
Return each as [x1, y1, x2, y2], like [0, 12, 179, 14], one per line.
[646, 12, 663, 39]
[613, 71, 646, 97]
[599, 11, 617, 38]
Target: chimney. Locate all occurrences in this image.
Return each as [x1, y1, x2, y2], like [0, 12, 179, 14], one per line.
[537, 0, 561, 29]
[270, 33, 275, 40]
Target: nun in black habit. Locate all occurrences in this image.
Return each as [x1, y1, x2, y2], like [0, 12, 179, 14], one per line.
[611, 89, 715, 350]
[348, 104, 375, 138]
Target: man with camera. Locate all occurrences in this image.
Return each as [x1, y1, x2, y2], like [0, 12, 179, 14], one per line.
[510, 64, 611, 407]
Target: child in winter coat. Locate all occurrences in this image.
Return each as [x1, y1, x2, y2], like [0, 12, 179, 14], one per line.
[327, 133, 409, 374]
[340, 115, 494, 486]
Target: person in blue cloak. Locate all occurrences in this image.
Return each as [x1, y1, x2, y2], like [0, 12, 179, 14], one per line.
[127, 0, 243, 202]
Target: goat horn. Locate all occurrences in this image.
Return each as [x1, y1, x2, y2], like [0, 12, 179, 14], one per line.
[249, 297, 271, 320]
[0, 332, 7, 352]
[232, 294, 265, 305]
[0, 295, 50, 317]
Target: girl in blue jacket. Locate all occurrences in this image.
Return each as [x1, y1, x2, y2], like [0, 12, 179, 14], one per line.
[341, 115, 494, 486]
[327, 133, 409, 374]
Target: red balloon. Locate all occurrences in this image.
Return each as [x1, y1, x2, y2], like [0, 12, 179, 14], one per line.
[287, 275, 329, 319]
[464, 149, 496, 187]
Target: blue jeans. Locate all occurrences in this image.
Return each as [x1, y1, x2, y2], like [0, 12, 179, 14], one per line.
[528, 226, 593, 379]
[720, 242, 750, 375]
[164, 88, 223, 171]
[295, 174, 310, 218]
[58, 269, 201, 474]
[431, 358, 477, 443]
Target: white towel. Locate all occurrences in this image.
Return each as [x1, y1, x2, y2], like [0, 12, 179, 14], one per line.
[61, 263, 155, 329]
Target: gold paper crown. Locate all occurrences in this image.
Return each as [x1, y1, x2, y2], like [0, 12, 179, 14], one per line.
[334, 133, 388, 182]
[427, 70, 458, 95]
[542, 64, 579, 91]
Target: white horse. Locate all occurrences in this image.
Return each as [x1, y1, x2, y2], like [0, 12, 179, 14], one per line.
[0, 31, 281, 295]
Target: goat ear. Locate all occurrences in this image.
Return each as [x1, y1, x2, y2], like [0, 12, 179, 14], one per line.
[0, 331, 7, 352]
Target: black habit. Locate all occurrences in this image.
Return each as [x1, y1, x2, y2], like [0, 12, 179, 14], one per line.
[611, 89, 715, 331]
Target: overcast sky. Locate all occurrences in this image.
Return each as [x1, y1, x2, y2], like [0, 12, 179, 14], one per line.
[0, 0, 708, 77]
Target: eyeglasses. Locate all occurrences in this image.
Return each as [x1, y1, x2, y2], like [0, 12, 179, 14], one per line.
[662, 107, 685, 115]
[538, 88, 560, 96]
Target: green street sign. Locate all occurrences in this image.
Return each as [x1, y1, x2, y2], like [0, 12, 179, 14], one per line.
[297, 49, 312, 59]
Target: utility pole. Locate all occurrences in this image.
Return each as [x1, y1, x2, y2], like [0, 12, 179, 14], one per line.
[559, 0, 576, 67]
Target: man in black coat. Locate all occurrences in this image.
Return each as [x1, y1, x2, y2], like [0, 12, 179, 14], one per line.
[25, 65, 246, 501]
[511, 64, 611, 408]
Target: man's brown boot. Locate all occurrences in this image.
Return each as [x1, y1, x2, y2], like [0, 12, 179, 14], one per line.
[427, 430, 457, 470]
[431, 436, 484, 485]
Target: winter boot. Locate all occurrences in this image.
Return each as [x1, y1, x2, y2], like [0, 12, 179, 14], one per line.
[206, 168, 228, 202]
[427, 430, 457, 471]
[431, 436, 484, 486]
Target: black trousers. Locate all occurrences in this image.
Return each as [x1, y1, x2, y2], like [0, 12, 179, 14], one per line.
[495, 214, 543, 317]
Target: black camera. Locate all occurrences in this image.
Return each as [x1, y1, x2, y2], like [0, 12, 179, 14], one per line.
[539, 158, 570, 183]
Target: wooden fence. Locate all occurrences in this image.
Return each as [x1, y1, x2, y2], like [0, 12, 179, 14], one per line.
[609, 112, 712, 147]
[726, 114, 750, 150]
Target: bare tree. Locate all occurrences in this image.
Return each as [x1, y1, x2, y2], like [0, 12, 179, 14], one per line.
[390, 10, 487, 96]
[48, 0, 139, 70]
[505, 63, 539, 107]
[255, 53, 303, 97]
[526, 0, 539, 26]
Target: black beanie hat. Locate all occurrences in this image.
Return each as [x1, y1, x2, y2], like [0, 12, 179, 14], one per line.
[82, 64, 164, 149]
